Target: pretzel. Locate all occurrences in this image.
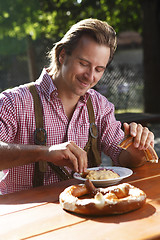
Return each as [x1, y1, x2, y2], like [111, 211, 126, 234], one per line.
[119, 136, 158, 163]
[59, 180, 146, 216]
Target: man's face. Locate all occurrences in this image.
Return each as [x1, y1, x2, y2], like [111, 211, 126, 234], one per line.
[58, 35, 110, 97]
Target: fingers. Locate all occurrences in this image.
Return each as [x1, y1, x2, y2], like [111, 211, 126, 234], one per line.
[135, 125, 149, 150]
[123, 122, 130, 136]
[123, 122, 138, 137]
[123, 122, 155, 150]
[66, 141, 88, 173]
[49, 141, 88, 173]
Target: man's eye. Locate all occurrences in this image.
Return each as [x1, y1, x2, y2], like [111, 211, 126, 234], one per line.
[96, 68, 105, 73]
[80, 62, 88, 66]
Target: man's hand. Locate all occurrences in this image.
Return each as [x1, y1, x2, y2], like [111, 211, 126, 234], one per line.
[47, 141, 88, 173]
[123, 122, 154, 150]
[118, 122, 155, 168]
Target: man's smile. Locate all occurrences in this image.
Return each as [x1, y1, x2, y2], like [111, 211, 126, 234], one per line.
[77, 77, 90, 88]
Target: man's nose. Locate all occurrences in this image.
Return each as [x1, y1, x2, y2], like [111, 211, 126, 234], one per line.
[84, 68, 95, 81]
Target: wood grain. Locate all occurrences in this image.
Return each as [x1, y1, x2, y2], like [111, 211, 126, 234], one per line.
[0, 161, 160, 240]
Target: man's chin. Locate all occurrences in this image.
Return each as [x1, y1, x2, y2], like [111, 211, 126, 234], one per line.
[76, 89, 88, 97]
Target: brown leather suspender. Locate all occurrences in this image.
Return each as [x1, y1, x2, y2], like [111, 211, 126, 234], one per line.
[28, 83, 47, 187]
[28, 83, 72, 187]
[84, 97, 101, 167]
[28, 83, 101, 187]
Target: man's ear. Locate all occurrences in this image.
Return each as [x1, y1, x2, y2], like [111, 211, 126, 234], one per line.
[59, 48, 66, 64]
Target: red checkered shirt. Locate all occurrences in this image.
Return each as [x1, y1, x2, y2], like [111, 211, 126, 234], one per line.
[0, 68, 124, 194]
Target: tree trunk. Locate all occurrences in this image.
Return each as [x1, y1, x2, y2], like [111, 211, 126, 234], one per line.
[142, 0, 160, 113]
[27, 35, 38, 82]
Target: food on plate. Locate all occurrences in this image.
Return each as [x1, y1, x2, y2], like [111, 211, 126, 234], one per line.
[81, 168, 119, 180]
[119, 136, 158, 163]
[59, 179, 146, 216]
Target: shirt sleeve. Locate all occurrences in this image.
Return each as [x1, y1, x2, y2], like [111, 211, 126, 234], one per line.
[0, 91, 18, 143]
[100, 103, 124, 165]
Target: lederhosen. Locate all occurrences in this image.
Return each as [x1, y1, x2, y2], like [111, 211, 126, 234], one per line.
[28, 83, 101, 187]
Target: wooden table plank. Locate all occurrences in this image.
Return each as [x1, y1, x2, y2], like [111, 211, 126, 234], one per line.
[0, 202, 46, 216]
[0, 178, 80, 205]
[23, 199, 160, 240]
[129, 175, 160, 200]
[1, 175, 160, 240]
[0, 202, 87, 240]
[121, 162, 160, 183]
[0, 179, 80, 215]
[0, 162, 160, 240]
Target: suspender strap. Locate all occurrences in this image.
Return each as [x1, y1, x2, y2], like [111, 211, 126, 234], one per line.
[28, 83, 47, 187]
[84, 97, 101, 167]
[28, 83, 72, 187]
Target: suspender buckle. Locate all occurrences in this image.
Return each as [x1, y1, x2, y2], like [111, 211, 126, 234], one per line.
[34, 128, 47, 145]
[89, 123, 98, 139]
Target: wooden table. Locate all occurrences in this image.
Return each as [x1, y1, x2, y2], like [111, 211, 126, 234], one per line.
[0, 162, 160, 240]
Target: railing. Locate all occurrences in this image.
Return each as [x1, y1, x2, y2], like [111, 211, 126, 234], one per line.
[95, 61, 144, 112]
[0, 55, 144, 113]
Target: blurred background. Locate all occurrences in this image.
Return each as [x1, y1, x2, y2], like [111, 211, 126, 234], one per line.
[1, 0, 160, 164]
[0, 0, 160, 114]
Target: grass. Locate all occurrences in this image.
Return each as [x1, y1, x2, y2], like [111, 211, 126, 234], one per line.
[115, 108, 144, 114]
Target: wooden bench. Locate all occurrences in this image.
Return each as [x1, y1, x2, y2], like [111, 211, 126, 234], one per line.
[115, 112, 160, 125]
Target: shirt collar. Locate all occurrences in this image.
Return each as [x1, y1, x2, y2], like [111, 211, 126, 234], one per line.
[35, 68, 93, 103]
[35, 68, 57, 101]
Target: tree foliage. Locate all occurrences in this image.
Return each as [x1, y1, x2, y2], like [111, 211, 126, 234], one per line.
[1, 0, 159, 113]
[0, 0, 143, 86]
[0, 0, 142, 42]
[0, 0, 143, 82]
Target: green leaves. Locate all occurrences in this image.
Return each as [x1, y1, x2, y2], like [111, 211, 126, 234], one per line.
[0, 0, 142, 42]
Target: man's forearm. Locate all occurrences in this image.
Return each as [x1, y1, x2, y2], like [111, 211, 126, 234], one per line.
[0, 141, 47, 170]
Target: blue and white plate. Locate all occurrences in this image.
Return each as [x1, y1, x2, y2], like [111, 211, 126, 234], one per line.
[73, 166, 133, 187]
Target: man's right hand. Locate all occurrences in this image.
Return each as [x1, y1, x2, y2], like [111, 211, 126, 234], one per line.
[46, 141, 88, 173]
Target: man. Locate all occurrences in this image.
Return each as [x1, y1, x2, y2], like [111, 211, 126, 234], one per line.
[0, 18, 154, 194]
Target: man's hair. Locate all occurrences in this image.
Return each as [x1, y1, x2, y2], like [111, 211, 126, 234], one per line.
[48, 18, 117, 76]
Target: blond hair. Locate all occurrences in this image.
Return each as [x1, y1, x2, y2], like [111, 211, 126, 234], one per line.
[48, 18, 117, 76]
